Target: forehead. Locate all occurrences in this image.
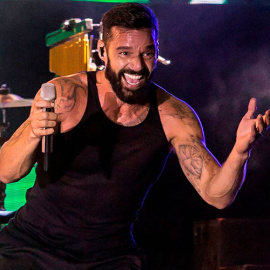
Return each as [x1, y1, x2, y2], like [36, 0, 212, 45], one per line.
[108, 26, 156, 47]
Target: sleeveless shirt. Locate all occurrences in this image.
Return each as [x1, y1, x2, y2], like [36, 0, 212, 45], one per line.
[6, 71, 170, 261]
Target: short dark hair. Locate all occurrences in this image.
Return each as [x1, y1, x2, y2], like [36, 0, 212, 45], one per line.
[100, 3, 159, 45]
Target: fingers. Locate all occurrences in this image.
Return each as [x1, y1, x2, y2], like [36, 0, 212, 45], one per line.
[264, 109, 270, 128]
[32, 113, 57, 129]
[255, 109, 270, 135]
[33, 99, 55, 110]
[255, 114, 264, 134]
[245, 98, 257, 119]
[245, 98, 269, 134]
[30, 98, 58, 137]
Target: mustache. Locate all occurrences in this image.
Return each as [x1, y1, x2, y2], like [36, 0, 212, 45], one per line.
[118, 68, 150, 77]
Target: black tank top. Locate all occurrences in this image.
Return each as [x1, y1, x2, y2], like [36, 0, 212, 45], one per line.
[10, 71, 170, 260]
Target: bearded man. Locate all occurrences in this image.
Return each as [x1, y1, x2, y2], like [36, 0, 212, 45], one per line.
[0, 3, 269, 269]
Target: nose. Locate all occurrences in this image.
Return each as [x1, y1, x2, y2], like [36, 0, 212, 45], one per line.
[129, 55, 145, 72]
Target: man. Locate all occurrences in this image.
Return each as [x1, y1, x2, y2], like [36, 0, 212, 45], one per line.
[0, 2, 269, 269]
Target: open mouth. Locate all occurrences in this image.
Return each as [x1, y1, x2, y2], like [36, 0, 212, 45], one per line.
[123, 73, 143, 86]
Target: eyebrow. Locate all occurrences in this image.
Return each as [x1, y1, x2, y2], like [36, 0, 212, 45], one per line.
[116, 44, 156, 51]
[116, 46, 132, 51]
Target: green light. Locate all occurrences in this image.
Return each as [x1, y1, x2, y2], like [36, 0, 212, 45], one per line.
[5, 166, 36, 211]
[72, 0, 149, 3]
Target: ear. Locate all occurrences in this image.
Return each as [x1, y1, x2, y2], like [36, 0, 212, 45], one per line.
[97, 40, 107, 63]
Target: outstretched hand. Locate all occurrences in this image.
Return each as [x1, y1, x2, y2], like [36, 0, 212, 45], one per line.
[235, 98, 270, 155]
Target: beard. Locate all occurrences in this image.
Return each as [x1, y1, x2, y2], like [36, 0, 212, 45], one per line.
[105, 58, 155, 105]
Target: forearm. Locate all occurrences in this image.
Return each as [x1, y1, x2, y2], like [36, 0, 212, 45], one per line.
[0, 119, 41, 183]
[205, 145, 249, 209]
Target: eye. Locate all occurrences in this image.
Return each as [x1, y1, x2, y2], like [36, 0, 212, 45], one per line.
[142, 51, 155, 59]
[119, 52, 129, 56]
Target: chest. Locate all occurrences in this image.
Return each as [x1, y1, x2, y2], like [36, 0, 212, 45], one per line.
[97, 85, 150, 127]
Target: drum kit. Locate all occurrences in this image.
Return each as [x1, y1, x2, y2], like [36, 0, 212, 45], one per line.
[0, 84, 33, 211]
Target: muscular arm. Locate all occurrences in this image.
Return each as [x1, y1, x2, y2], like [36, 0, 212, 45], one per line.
[161, 93, 269, 209]
[0, 119, 41, 183]
[0, 90, 58, 183]
[0, 73, 87, 183]
[174, 133, 247, 209]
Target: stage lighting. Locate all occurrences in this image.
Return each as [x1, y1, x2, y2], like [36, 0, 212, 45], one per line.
[72, 0, 149, 3]
[190, 0, 227, 4]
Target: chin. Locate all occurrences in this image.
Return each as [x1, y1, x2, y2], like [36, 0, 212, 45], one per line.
[118, 85, 152, 105]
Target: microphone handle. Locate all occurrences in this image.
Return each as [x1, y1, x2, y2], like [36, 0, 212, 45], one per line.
[44, 135, 51, 172]
[43, 107, 54, 172]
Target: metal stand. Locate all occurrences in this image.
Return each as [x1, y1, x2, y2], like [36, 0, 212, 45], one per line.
[0, 108, 9, 210]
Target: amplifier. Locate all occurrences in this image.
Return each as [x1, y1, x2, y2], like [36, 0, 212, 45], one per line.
[223, 265, 270, 270]
[193, 218, 270, 270]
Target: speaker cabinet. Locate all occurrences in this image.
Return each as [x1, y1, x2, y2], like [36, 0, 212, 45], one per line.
[224, 265, 270, 270]
[193, 218, 270, 270]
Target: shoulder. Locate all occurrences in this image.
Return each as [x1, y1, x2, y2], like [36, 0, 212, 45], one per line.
[49, 72, 88, 131]
[154, 84, 204, 144]
[50, 72, 87, 112]
[156, 85, 195, 118]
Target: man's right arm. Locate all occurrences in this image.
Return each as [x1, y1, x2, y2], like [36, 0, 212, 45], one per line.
[0, 92, 57, 184]
[0, 72, 88, 184]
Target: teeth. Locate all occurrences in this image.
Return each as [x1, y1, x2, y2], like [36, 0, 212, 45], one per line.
[124, 73, 142, 86]
[124, 73, 142, 80]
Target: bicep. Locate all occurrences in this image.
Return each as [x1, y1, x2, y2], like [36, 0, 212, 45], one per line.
[170, 106, 221, 193]
[160, 94, 220, 193]
[173, 135, 221, 196]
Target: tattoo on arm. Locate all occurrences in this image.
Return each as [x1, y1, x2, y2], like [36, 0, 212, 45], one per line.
[166, 100, 203, 132]
[169, 101, 196, 120]
[54, 76, 86, 113]
[178, 145, 203, 180]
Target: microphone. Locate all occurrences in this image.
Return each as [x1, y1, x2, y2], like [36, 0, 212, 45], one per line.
[40, 83, 56, 172]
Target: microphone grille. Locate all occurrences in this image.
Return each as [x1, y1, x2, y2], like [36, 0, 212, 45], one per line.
[40, 83, 56, 101]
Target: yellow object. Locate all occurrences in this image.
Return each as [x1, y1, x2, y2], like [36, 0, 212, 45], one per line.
[49, 34, 94, 76]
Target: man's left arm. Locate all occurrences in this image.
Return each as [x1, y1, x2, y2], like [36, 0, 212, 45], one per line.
[168, 97, 269, 209]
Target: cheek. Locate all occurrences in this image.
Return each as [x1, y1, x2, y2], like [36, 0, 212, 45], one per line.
[112, 59, 129, 73]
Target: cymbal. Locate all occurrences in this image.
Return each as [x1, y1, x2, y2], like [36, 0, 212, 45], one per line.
[0, 94, 33, 108]
[0, 99, 33, 108]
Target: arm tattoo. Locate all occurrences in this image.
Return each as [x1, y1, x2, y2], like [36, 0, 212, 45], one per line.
[54, 76, 86, 113]
[177, 135, 213, 182]
[178, 145, 203, 181]
[169, 101, 196, 121]
[167, 100, 202, 131]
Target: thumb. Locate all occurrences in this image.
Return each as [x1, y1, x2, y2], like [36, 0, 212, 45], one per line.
[245, 98, 257, 119]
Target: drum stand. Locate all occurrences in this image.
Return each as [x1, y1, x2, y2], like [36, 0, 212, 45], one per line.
[0, 108, 9, 210]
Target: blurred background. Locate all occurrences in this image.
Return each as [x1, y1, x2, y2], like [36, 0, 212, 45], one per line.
[0, 0, 270, 269]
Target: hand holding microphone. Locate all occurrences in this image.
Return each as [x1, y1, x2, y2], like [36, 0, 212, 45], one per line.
[40, 83, 56, 172]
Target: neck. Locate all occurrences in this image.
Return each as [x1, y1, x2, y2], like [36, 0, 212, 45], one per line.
[96, 70, 150, 126]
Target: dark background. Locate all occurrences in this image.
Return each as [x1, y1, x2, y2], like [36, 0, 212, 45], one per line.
[0, 1, 270, 269]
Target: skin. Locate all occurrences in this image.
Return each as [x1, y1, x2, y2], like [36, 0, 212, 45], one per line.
[0, 26, 269, 210]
